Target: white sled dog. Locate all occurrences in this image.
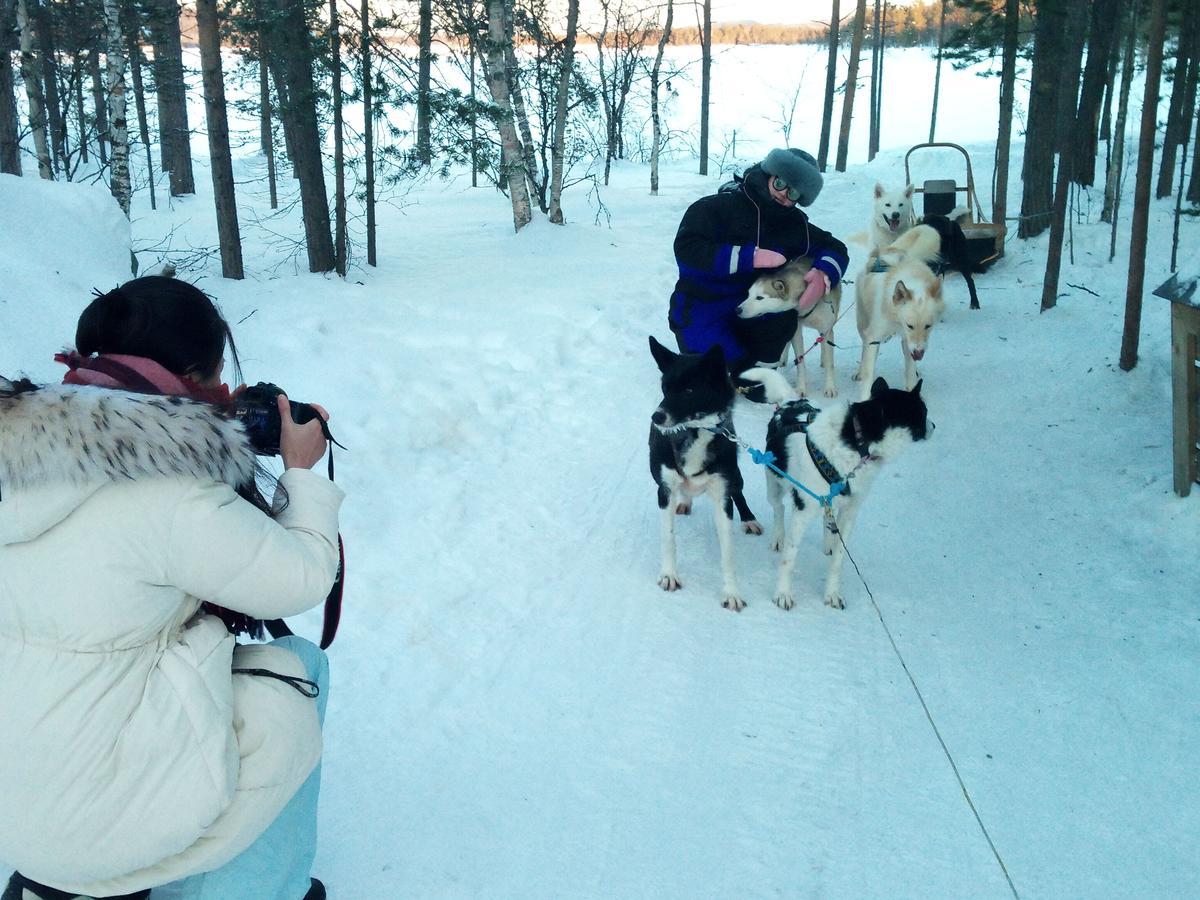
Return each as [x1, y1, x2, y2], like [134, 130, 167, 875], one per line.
[853, 224, 946, 400]
[739, 367, 933, 611]
[866, 183, 915, 254]
[738, 257, 843, 399]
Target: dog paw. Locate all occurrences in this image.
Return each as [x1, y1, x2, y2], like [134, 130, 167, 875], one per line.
[852, 371, 863, 382]
[722, 593, 746, 612]
[675, 501, 692, 515]
[742, 519, 764, 536]
[824, 386, 838, 398]
[769, 534, 785, 552]
[658, 574, 682, 591]
[773, 592, 795, 611]
[824, 592, 845, 610]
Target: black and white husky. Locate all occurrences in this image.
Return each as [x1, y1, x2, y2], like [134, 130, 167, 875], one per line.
[649, 337, 762, 612]
[739, 367, 932, 611]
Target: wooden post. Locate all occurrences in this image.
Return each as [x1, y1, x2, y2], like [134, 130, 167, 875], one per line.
[1155, 275, 1200, 497]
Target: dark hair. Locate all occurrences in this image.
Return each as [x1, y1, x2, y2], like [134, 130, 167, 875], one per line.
[76, 276, 242, 384]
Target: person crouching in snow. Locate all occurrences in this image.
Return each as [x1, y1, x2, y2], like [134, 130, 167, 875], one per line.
[0, 277, 340, 900]
[668, 147, 849, 375]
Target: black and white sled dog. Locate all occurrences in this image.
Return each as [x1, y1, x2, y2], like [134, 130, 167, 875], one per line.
[737, 256, 843, 399]
[649, 336, 762, 612]
[739, 367, 932, 612]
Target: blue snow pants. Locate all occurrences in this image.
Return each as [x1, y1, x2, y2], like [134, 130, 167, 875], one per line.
[156, 637, 329, 900]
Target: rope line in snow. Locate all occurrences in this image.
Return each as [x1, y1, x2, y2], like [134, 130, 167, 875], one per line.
[836, 532, 1021, 900]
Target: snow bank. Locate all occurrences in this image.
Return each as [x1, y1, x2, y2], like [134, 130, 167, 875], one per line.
[0, 174, 131, 381]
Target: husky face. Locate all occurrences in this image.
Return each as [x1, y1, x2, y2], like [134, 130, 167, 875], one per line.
[873, 183, 915, 237]
[892, 278, 944, 361]
[649, 336, 733, 431]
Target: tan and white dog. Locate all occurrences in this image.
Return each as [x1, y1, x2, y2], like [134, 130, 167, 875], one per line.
[737, 257, 843, 398]
[866, 183, 915, 255]
[853, 224, 946, 399]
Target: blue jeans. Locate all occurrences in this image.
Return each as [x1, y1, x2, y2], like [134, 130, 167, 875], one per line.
[156, 637, 328, 900]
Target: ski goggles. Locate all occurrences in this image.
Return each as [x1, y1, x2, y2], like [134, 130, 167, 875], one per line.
[771, 176, 803, 203]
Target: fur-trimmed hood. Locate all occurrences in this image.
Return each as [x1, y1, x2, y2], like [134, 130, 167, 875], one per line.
[0, 382, 255, 544]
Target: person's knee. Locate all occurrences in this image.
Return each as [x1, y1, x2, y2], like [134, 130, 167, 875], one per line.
[268, 636, 328, 690]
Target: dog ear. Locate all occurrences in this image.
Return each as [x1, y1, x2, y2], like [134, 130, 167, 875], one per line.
[871, 377, 890, 399]
[649, 335, 677, 372]
[892, 280, 911, 304]
[904, 184, 914, 198]
[874, 183, 884, 198]
[911, 379, 923, 397]
[772, 279, 787, 295]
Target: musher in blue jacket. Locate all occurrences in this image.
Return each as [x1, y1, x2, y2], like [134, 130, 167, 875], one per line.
[669, 147, 849, 375]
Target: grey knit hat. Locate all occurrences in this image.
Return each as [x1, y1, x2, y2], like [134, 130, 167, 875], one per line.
[761, 148, 823, 206]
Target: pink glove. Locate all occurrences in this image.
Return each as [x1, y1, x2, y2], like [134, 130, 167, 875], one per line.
[797, 268, 831, 314]
[752, 247, 787, 269]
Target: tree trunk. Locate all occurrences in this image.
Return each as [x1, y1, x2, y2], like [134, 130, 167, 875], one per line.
[330, 0, 346, 275]
[148, 0, 194, 195]
[868, 0, 881, 159]
[271, 0, 334, 271]
[929, 0, 945, 142]
[1020, 0, 1070, 239]
[836, 0, 868, 172]
[1189, 101, 1200, 203]
[1156, 5, 1198, 199]
[501, 1, 540, 209]
[698, 0, 710, 176]
[649, 0, 673, 196]
[1120, 0, 1167, 371]
[89, 47, 108, 166]
[416, 0, 431, 165]
[0, 0, 22, 175]
[17, 0, 52, 178]
[1103, 0, 1136, 241]
[123, 3, 156, 210]
[195, 0, 242, 277]
[817, 0, 840, 172]
[103, 0, 130, 216]
[484, 0, 531, 231]
[1071, 0, 1120, 186]
[547, 0, 579, 222]
[1039, 0, 1086, 312]
[469, 30, 477, 187]
[361, 0, 375, 264]
[31, 0, 63, 173]
[73, 50, 88, 164]
[258, 26, 277, 209]
[993, 0, 1019, 227]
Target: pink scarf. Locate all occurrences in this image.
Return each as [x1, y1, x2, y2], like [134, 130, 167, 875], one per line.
[56, 350, 232, 405]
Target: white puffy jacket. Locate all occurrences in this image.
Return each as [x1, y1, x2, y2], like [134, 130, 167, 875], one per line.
[0, 384, 344, 895]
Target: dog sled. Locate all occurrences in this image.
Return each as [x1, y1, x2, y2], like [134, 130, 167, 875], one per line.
[904, 142, 1006, 271]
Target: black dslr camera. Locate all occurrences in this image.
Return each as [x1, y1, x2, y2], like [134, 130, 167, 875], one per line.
[234, 382, 325, 457]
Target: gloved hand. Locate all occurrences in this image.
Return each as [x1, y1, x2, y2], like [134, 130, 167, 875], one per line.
[797, 268, 831, 314]
[752, 247, 787, 269]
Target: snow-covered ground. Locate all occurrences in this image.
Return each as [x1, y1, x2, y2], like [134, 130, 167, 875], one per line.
[1, 42, 1198, 900]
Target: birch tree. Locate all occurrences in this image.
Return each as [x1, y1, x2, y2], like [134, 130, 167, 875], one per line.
[16, 0, 53, 179]
[547, 0, 579, 222]
[484, 0, 532, 231]
[103, 0, 130, 216]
